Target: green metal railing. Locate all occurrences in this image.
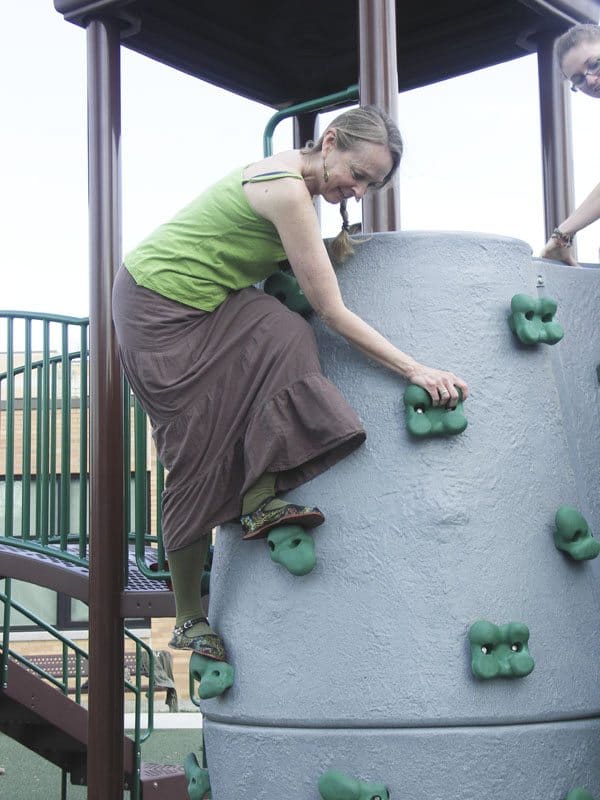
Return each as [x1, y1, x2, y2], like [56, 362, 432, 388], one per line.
[0, 580, 156, 800]
[0, 310, 167, 578]
[0, 312, 178, 797]
[262, 84, 359, 156]
[1, 312, 89, 548]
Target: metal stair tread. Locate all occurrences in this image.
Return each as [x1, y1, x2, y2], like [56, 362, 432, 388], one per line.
[0, 541, 175, 616]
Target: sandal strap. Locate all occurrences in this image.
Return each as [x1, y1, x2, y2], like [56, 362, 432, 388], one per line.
[173, 616, 209, 636]
[243, 495, 277, 516]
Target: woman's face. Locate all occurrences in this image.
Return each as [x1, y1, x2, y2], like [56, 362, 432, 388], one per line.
[562, 39, 600, 97]
[320, 135, 394, 205]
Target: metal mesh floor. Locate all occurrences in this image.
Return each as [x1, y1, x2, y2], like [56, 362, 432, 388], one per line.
[0, 540, 175, 616]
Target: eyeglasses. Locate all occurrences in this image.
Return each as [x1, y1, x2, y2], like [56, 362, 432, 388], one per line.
[569, 56, 600, 91]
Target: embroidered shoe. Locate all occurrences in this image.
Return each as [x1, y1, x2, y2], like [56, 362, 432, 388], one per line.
[240, 496, 325, 540]
[169, 616, 227, 661]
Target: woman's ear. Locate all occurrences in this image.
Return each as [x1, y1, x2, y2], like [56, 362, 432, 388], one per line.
[321, 128, 337, 157]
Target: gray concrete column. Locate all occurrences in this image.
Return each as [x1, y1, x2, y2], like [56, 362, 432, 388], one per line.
[204, 233, 600, 799]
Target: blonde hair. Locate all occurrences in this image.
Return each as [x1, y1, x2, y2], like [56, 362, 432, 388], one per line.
[302, 105, 403, 262]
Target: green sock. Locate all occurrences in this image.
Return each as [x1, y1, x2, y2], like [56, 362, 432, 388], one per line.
[168, 535, 213, 637]
[241, 471, 287, 515]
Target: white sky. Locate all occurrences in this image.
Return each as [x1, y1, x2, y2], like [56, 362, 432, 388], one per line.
[1, 1, 598, 320]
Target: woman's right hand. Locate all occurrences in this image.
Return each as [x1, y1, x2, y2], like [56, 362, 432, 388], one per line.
[407, 363, 469, 407]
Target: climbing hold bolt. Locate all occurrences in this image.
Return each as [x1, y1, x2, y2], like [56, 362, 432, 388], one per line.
[468, 620, 534, 679]
[267, 524, 316, 576]
[554, 506, 600, 561]
[318, 768, 390, 800]
[189, 653, 234, 700]
[508, 294, 564, 345]
[403, 384, 467, 437]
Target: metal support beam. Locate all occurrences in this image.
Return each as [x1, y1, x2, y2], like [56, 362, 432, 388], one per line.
[293, 111, 318, 150]
[358, 0, 401, 233]
[537, 31, 576, 254]
[86, 17, 124, 800]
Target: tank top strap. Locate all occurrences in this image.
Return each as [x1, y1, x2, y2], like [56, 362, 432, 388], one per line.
[242, 170, 304, 186]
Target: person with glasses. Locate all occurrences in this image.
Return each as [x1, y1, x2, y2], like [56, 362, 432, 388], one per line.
[540, 23, 600, 266]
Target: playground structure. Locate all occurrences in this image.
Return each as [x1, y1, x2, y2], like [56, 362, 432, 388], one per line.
[1, 1, 600, 798]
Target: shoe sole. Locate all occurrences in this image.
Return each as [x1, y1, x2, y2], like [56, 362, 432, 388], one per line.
[242, 510, 325, 540]
[168, 640, 226, 661]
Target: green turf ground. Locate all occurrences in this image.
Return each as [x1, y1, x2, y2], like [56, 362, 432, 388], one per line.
[0, 727, 203, 799]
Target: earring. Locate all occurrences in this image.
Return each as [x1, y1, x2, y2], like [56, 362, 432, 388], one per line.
[323, 162, 329, 182]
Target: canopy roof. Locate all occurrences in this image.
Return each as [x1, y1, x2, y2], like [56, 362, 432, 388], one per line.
[55, 0, 599, 108]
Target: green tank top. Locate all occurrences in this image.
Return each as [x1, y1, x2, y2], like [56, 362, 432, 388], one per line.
[124, 167, 304, 311]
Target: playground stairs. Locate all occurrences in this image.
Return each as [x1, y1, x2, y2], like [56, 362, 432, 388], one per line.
[0, 656, 187, 796]
[0, 311, 195, 796]
[0, 544, 189, 798]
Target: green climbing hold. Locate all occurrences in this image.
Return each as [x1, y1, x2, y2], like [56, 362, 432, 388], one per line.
[566, 789, 595, 800]
[468, 620, 534, 679]
[403, 384, 467, 437]
[264, 271, 313, 316]
[267, 524, 316, 576]
[318, 769, 389, 800]
[554, 506, 600, 561]
[189, 653, 234, 700]
[508, 294, 564, 345]
[184, 752, 212, 800]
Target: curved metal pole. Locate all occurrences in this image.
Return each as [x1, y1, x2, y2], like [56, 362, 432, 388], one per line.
[263, 85, 358, 156]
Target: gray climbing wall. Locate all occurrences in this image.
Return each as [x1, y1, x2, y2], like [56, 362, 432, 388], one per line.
[203, 233, 600, 800]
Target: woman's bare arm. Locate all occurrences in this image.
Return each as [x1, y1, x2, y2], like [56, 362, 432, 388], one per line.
[245, 178, 469, 404]
[540, 180, 600, 265]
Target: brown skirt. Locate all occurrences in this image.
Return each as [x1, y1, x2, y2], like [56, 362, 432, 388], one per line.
[112, 266, 366, 551]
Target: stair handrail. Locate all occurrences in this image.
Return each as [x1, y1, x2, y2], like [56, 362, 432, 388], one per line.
[0, 587, 156, 733]
[1, 310, 171, 582]
[0, 584, 157, 799]
[0, 310, 89, 554]
[0, 582, 89, 699]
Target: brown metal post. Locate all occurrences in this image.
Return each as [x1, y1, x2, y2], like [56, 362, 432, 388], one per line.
[86, 16, 124, 799]
[293, 111, 318, 150]
[358, 0, 400, 233]
[537, 31, 576, 253]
